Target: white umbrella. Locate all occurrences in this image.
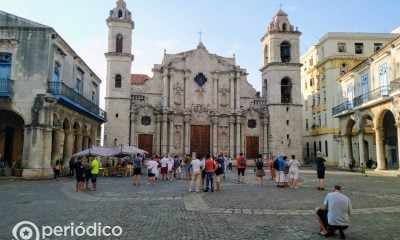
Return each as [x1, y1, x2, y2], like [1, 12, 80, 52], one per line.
[72, 146, 113, 158]
[108, 145, 148, 157]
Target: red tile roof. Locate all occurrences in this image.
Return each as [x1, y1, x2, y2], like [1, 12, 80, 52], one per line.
[130, 74, 150, 85]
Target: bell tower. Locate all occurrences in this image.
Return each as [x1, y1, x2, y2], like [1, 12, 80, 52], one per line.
[104, 0, 134, 146]
[260, 9, 303, 161]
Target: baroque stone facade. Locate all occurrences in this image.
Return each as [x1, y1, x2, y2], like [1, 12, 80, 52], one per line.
[104, 2, 303, 160]
[0, 10, 105, 178]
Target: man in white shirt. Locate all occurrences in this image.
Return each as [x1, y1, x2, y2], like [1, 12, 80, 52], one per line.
[189, 155, 202, 192]
[160, 156, 168, 180]
[315, 185, 352, 239]
[146, 158, 158, 184]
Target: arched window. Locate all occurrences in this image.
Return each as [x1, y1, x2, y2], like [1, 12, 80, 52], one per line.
[118, 10, 123, 18]
[281, 77, 292, 103]
[116, 34, 123, 53]
[282, 23, 287, 32]
[115, 74, 122, 88]
[280, 41, 291, 62]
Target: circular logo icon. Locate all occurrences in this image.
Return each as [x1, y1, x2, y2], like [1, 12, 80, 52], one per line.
[12, 221, 39, 240]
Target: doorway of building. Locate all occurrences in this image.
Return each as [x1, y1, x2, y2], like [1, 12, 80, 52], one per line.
[138, 134, 153, 158]
[190, 125, 210, 158]
[246, 136, 259, 159]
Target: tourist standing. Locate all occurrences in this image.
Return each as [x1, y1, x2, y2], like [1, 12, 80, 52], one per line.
[314, 151, 326, 190]
[236, 153, 247, 184]
[269, 155, 276, 181]
[288, 155, 300, 188]
[53, 160, 61, 180]
[167, 155, 174, 180]
[315, 185, 352, 239]
[160, 155, 168, 180]
[133, 153, 143, 185]
[91, 157, 99, 191]
[75, 158, 84, 192]
[146, 158, 158, 185]
[255, 155, 265, 186]
[204, 154, 215, 192]
[69, 158, 75, 176]
[276, 155, 285, 187]
[189, 155, 202, 192]
[218, 154, 225, 180]
[173, 155, 180, 179]
[227, 156, 232, 171]
[215, 158, 223, 191]
[84, 159, 92, 191]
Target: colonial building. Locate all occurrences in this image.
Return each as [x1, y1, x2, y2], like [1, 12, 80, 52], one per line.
[0, 10, 106, 178]
[333, 36, 400, 170]
[301, 32, 399, 165]
[104, 2, 303, 160]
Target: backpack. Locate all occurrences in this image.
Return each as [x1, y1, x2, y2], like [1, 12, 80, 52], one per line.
[240, 157, 246, 167]
[273, 158, 279, 170]
[284, 163, 290, 174]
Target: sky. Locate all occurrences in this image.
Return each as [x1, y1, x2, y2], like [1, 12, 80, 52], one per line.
[2, 0, 399, 108]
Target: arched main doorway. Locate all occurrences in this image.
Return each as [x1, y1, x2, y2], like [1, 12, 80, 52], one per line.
[0, 110, 24, 167]
[382, 111, 398, 169]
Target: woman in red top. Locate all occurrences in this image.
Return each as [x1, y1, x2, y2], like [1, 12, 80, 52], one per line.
[236, 153, 246, 184]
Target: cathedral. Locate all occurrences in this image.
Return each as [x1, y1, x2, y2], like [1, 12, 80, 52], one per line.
[104, 0, 303, 161]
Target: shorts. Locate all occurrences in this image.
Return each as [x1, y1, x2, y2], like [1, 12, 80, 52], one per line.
[148, 172, 155, 177]
[133, 168, 141, 175]
[289, 170, 299, 180]
[161, 167, 167, 174]
[76, 174, 84, 182]
[237, 168, 245, 176]
[317, 170, 325, 179]
[91, 174, 98, 183]
[276, 171, 285, 183]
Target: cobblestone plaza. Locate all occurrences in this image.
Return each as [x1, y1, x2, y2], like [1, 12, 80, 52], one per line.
[0, 169, 399, 240]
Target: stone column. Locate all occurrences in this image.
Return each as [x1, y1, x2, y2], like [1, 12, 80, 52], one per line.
[230, 76, 235, 110]
[397, 124, 400, 170]
[229, 116, 235, 158]
[161, 115, 168, 156]
[236, 116, 241, 155]
[375, 127, 385, 170]
[82, 136, 89, 150]
[184, 115, 190, 155]
[212, 116, 218, 156]
[343, 134, 352, 167]
[235, 72, 241, 111]
[41, 126, 53, 177]
[263, 118, 268, 156]
[162, 73, 169, 109]
[75, 133, 83, 153]
[155, 114, 162, 156]
[51, 127, 64, 164]
[213, 75, 218, 110]
[168, 118, 174, 154]
[63, 130, 74, 167]
[358, 131, 366, 166]
[240, 120, 245, 154]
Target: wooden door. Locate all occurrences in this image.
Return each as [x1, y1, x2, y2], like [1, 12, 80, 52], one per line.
[190, 125, 210, 158]
[246, 136, 259, 159]
[138, 134, 153, 157]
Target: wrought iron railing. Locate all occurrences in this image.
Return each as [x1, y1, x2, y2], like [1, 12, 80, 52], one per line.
[333, 79, 400, 116]
[48, 81, 107, 121]
[0, 77, 14, 97]
[332, 100, 352, 116]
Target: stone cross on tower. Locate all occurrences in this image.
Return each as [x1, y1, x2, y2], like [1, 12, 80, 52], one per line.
[197, 30, 203, 43]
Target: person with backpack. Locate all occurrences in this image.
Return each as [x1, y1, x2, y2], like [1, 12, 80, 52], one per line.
[204, 154, 215, 192]
[236, 152, 246, 184]
[83, 158, 92, 191]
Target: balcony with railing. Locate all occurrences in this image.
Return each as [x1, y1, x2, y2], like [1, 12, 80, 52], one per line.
[48, 81, 107, 122]
[332, 100, 352, 116]
[253, 99, 268, 108]
[332, 79, 400, 117]
[0, 78, 14, 98]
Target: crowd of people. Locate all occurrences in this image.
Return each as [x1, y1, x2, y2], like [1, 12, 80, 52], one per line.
[59, 150, 352, 238]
